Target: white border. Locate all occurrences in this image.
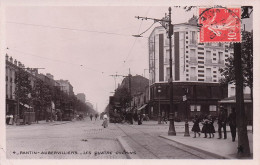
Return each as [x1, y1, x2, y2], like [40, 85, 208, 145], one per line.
[1, 1, 260, 165]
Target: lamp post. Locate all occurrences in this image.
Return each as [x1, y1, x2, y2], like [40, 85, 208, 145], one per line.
[183, 88, 190, 137]
[135, 7, 176, 136]
[158, 85, 162, 124]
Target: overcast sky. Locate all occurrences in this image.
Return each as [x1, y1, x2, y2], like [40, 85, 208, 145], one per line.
[5, 6, 252, 112]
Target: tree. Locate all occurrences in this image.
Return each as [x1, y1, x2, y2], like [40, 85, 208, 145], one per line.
[14, 69, 32, 105]
[31, 78, 52, 121]
[182, 5, 253, 158]
[14, 69, 32, 121]
[219, 31, 253, 101]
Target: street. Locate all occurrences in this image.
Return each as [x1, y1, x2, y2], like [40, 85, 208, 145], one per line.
[6, 118, 221, 159]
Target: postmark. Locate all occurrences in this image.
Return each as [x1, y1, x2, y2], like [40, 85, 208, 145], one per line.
[199, 7, 241, 43]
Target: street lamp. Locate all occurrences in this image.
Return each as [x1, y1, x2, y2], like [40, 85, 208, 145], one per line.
[183, 88, 190, 137]
[158, 85, 162, 124]
[135, 7, 176, 135]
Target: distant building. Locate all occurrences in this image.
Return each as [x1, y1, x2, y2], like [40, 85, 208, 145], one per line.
[56, 79, 74, 96]
[76, 93, 86, 103]
[37, 73, 59, 87]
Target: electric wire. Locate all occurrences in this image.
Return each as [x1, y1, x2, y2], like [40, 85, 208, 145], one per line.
[6, 21, 134, 37]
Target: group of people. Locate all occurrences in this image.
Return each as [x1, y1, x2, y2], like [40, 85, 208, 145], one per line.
[191, 107, 237, 142]
[89, 113, 99, 121]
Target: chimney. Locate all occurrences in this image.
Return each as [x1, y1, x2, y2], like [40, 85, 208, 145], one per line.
[14, 59, 17, 66]
[5, 54, 9, 61]
[10, 56, 13, 63]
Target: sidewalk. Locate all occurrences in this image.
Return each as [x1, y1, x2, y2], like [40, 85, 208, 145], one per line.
[160, 132, 253, 159]
[131, 120, 253, 159]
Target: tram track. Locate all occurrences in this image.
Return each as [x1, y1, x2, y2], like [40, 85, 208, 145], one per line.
[115, 123, 217, 159]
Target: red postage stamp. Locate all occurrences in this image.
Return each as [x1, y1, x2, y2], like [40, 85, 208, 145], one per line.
[199, 7, 241, 43]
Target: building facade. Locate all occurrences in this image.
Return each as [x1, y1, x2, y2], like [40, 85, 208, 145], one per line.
[148, 18, 232, 120]
[56, 79, 74, 96]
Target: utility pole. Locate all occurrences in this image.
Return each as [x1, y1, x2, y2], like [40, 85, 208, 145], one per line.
[135, 7, 176, 135]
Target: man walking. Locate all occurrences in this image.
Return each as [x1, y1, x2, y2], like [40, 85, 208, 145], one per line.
[228, 108, 237, 142]
[217, 107, 227, 139]
[90, 114, 93, 121]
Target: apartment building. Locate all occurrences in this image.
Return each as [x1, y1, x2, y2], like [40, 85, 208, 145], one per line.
[148, 17, 231, 119]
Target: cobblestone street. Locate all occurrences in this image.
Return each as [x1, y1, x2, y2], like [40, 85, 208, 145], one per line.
[6, 119, 227, 159]
[7, 119, 127, 159]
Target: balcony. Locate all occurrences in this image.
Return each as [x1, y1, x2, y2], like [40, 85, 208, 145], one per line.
[205, 77, 212, 82]
[190, 76, 197, 81]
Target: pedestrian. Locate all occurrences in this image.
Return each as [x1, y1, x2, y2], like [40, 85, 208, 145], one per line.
[95, 114, 98, 120]
[137, 113, 142, 125]
[90, 114, 93, 121]
[208, 115, 215, 138]
[191, 115, 201, 138]
[102, 113, 108, 128]
[201, 115, 209, 138]
[217, 107, 227, 139]
[228, 108, 237, 142]
[162, 111, 167, 124]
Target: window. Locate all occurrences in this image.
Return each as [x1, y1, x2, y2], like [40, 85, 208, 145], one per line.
[190, 31, 196, 44]
[165, 50, 170, 64]
[166, 67, 170, 81]
[231, 87, 235, 96]
[190, 105, 201, 111]
[218, 52, 224, 63]
[209, 105, 217, 111]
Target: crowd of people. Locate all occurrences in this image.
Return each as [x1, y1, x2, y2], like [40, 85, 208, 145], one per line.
[191, 107, 237, 142]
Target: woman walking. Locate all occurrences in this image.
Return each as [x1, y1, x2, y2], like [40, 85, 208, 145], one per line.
[208, 115, 216, 138]
[191, 115, 201, 138]
[201, 115, 209, 138]
[102, 113, 108, 128]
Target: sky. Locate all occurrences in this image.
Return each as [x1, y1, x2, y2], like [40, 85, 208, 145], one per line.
[5, 6, 252, 112]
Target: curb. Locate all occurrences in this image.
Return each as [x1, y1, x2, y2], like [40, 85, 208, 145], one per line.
[159, 135, 231, 159]
[116, 136, 140, 159]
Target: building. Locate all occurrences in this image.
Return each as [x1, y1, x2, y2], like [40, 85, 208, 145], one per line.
[76, 93, 86, 103]
[37, 73, 60, 87]
[5, 54, 38, 124]
[56, 79, 74, 96]
[148, 17, 232, 120]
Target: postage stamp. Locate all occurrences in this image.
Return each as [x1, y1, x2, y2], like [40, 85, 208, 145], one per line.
[198, 7, 241, 42]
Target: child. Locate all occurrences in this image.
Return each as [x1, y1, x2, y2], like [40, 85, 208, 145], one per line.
[201, 115, 209, 138]
[208, 115, 216, 138]
[191, 115, 201, 138]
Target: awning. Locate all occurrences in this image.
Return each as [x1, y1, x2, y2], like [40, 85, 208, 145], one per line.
[137, 104, 147, 111]
[20, 103, 32, 109]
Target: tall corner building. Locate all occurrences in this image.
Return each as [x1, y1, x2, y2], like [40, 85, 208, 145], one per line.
[148, 18, 233, 120]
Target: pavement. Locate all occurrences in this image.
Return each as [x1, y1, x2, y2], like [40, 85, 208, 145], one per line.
[118, 120, 253, 159]
[5, 119, 253, 159]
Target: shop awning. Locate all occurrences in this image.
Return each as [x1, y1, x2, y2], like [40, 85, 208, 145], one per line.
[137, 104, 147, 111]
[219, 94, 252, 104]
